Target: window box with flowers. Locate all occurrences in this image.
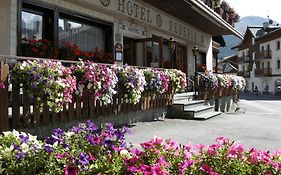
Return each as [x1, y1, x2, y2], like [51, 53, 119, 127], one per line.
[59, 42, 114, 64]
[20, 38, 56, 58]
[221, 1, 230, 21]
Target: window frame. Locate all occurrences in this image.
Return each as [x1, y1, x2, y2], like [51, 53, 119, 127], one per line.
[277, 41, 280, 50]
[18, 0, 114, 58]
[58, 11, 113, 53]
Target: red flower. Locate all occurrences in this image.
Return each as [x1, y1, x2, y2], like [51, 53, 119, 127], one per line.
[65, 42, 71, 48]
[74, 49, 81, 56]
[31, 47, 39, 53]
[73, 44, 79, 50]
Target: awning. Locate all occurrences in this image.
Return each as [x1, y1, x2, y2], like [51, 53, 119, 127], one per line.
[142, 0, 243, 39]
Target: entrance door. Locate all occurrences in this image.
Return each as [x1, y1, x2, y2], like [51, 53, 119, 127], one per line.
[123, 36, 163, 67]
[176, 45, 187, 74]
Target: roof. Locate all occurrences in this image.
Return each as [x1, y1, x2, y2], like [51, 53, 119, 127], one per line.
[233, 25, 281, 50]
[142, 0, 243, 39]
[219, 54, 237, 66]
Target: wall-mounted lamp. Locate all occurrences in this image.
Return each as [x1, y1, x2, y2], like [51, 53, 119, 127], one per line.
[169, 37, 176, 68]
[192, 46, 199, 99]
[168, 37, 176, 52]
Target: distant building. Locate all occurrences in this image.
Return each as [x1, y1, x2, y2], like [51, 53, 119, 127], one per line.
[218, 54, 238, 74]
[236, 23, 281, 94]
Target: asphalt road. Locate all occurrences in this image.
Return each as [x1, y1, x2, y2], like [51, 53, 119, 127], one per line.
[125, 93, 281, 152]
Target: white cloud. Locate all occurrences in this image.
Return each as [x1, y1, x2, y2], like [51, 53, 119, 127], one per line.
[226, 0, 281, 24]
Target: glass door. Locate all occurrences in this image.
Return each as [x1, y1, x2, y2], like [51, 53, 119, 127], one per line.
[134, 37, 163, 67]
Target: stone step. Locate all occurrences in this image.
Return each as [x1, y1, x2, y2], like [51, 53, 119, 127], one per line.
[193, 111, 222, 120]
[173, 92, 195, 101]
[174, 100, 206, 108]
[184, 105, 214, 116]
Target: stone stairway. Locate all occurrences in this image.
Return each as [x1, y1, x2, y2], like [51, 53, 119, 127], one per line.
[168, 93, 221, 120]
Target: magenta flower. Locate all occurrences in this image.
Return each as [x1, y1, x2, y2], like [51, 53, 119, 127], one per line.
[215, 136, 230, 144]
[64, 164, 79, 175]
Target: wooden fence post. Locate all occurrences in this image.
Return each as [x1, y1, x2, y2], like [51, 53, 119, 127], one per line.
[0, 61, 9, 131]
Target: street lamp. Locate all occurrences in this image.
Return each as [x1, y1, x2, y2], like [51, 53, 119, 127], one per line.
[192, 46, 199, 99]
[168, 37, 176, 68]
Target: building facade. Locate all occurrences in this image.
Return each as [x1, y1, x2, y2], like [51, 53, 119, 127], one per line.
[0, 0, 241, 79]
[237, 25, 281, 94]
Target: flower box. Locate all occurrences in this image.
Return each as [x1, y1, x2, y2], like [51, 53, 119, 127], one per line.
[215, 7, 224, 16]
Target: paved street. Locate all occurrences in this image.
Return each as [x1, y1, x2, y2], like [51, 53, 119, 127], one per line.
[125, 93, 281, 151]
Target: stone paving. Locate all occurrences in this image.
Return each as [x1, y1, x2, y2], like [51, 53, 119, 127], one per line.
[125, 93, 281, 151]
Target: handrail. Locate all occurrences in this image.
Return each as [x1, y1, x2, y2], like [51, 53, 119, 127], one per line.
[0, 55, 173, 71]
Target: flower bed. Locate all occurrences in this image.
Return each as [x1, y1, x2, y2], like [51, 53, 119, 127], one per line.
[1, 120, 281, 174]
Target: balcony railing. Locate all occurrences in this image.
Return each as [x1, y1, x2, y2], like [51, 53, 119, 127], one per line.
[255, 68, 272, 76]
[237, 71, 250, 77]
[255, 50, 272, 60]
[238, 55, 250, 63]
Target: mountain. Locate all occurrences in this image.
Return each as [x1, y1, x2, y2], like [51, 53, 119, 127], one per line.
[218, 16, 277, 59]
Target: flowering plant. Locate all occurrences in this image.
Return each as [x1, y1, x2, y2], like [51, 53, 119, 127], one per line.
[199, 73, 246, 92]
[91, 47, 114, 64]
[143, 68, 169, 94]
[1, 122, 281, 174]
[231, 75, 246, 91]
[59, 42, 114, 63]
[0, 82, 4, 89]
[220, 0, 230, 12]
[0, 130, 47, 174]
[0, 120, 129, 175]
[21, 38, 55, 58]
[43, 120, 129, 174]
[167, 69, 187, 93]
[72, 60, 118, 104]
[114, 65, 146, 104]
[59, 42, 93, 61]
[12, 60, 77, 112]
[216, 74, 232, 89]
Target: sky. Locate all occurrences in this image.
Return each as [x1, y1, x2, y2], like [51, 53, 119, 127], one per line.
[226, 0, 281, 23]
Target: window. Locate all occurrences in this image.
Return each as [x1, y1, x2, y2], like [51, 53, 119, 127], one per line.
[21, 11, 43, 40]
[20, 3, 54, 58]
[277, 41, 280, 50]
[19, 2, 113, 62]
[59, 17, 106, 51]
[277, 60, 280, 69]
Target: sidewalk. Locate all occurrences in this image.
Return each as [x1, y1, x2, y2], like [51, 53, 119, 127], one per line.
[125, 94, 281, 151]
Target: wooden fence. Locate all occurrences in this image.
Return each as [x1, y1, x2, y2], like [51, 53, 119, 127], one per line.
[0, 60, 174, 132]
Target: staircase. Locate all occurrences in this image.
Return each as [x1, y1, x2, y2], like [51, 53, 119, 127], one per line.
[168, 93, 221, 120]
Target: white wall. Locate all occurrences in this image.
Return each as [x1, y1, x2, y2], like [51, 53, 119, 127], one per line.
[0, 0, 17, 55]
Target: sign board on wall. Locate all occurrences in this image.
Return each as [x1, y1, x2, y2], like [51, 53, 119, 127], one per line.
[85, 0, 206, 45]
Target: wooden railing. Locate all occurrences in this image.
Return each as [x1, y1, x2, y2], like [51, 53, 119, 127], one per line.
[238, 55, 250, 63]
[237, 71, 250, 77]
[0, 57, 174, 132]
[255, 50, 272, 60]
[255, 68, 272, 76]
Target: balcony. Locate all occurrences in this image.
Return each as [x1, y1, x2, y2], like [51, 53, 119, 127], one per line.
[237, 71, 250, 77]
[238, 55, 250, 63]
[255, 68, 272, 76]
[255, 50, 272, 60]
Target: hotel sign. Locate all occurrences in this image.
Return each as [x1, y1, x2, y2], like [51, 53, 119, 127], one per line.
[91, 0, 205, 44]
